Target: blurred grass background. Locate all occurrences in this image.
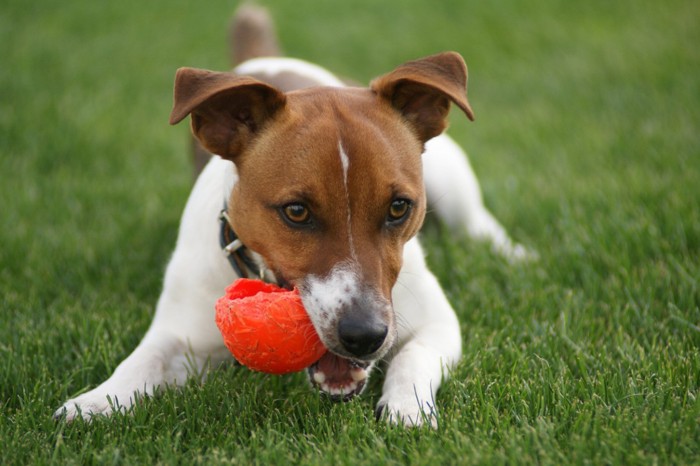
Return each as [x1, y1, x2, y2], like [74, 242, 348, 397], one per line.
[1, 0, 698, 464]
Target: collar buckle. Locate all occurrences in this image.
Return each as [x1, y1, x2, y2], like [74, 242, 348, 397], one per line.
[219, 206, 269, 282]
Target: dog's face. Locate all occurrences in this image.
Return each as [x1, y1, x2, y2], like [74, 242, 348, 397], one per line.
[170, 52, 474, 398]
[228, 88, 427, 360]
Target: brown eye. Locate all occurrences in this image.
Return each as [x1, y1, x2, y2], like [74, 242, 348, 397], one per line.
[282, 203, 311, 225]
[387, 199, 412, 224]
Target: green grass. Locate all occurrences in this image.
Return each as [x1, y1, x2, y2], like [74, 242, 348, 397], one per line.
[1, 0, 698, 464]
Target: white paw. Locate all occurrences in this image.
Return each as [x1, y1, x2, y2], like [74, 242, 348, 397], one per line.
[496, 241, 539, 263]
[376, 394, 439, 428]
[54, 389, 133, 422]
[465, 211, 538, 263]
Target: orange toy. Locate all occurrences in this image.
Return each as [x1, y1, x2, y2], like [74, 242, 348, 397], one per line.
[215, 279, 327, 374]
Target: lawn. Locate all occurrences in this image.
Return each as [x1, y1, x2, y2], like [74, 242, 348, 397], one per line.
[1, 0, 698, 464]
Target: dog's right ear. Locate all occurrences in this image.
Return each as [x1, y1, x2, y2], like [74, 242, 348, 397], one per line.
[169, 67, 286, 160]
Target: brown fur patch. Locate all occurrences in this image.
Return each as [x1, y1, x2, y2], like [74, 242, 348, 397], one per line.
[228, 88, 425, 300]
[170, 52, 473, 301]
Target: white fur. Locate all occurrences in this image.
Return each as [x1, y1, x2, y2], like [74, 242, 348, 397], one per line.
[235, 57, 345, 87]
[423, 136, 533, 261]
[301, 263, 360, 327]
[338, 141, 350, 183]
[55, 57, 529, 427]
[337, 141, 356, 259]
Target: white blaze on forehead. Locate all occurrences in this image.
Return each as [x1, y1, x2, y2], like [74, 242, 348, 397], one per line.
[338, 141, 356, 259]
[339, 141, 350, 183]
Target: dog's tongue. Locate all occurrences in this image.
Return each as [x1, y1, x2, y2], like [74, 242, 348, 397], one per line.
[308, 352, 368, 400]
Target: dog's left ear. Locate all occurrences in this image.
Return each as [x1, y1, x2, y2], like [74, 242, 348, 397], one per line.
[371, 52, 475, 143]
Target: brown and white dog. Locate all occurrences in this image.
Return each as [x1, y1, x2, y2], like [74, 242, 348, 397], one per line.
[56, 6, 528, 427]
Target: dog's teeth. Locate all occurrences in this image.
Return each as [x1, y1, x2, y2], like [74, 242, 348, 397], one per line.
[313, 371, 326, 385]
[319, 379, 360, 397]
[350, 368, 367, 382]
[330, 386, 348, 396]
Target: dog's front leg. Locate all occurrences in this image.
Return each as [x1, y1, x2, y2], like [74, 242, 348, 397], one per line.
[55, 331, 196, 421]
[55, 259, 233, 422]
[376, 323, 461, 428]
[55, 157, 236, 422]
[377, 239, 462, 428]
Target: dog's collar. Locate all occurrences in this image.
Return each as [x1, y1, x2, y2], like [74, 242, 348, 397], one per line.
[219, 207, 268, 281]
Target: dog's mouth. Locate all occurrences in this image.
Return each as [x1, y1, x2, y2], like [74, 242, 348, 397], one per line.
[274, 269, 375, 400]
[307, 352, 371, 401]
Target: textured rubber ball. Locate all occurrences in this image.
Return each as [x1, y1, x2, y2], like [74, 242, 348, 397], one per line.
[215, 279, 327, 374]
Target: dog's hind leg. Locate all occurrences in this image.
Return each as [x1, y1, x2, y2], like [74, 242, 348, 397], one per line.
[422, 134, 535, 261]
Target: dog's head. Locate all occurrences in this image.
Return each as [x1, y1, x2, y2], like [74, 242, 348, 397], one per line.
[170, 52, 473, 398]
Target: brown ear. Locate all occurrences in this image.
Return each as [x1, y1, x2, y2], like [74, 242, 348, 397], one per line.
[169, 67, 286, 159]
[370, 52, 475, 143]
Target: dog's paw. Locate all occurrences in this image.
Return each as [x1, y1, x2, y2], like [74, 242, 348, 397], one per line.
[500, 241, 539, 263]
[375, 394, 439, 429]
[54, 390, 131, 422]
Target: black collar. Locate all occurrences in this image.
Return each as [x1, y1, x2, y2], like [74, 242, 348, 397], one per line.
[219, 208, 266, 280]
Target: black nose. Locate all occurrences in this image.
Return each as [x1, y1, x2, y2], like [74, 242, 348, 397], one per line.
[338, 315, 388, 357]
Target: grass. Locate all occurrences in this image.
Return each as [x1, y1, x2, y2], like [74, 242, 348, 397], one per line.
[1, 0, 698, 464]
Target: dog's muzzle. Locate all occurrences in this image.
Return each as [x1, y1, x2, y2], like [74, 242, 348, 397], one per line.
[306, 310, 389, 401]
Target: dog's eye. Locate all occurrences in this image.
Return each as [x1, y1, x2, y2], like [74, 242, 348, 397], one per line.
[387, 198, 412, 224]
[282, 203, 311, 225]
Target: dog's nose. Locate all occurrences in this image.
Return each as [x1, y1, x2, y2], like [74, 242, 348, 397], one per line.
[338, 315, 388, 357]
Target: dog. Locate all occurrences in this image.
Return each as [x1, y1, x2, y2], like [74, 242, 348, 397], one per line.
[55, 5, 528, 428]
